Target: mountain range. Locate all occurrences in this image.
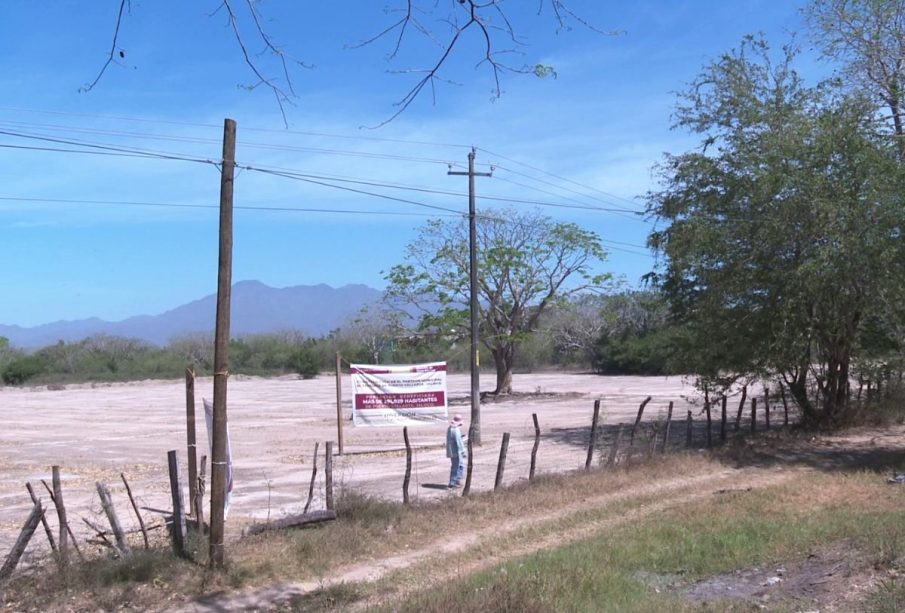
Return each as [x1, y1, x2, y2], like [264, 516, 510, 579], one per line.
[0, 281, 384, 348]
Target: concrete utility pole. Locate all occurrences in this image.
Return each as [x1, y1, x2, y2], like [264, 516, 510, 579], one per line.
[209, 118, 236, 568]
[448, 148, 492, 444]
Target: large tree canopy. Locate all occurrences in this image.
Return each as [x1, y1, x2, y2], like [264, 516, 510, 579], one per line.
[385, 208, 609, 395]
[647, 37, 905, 424]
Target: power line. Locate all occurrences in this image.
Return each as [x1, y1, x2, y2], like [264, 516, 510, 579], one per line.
[0, 106, 474, 149]
[0, 196, 457, 217]
[492, 163, 642, 214]
[479, 147, 644, 210]
[0, 130, 218, 166]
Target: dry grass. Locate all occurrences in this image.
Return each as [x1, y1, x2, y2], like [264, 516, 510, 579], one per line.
[5, 439, 905, 612]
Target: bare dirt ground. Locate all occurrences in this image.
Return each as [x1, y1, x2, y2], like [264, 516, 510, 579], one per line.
[0, 371, 709, 559]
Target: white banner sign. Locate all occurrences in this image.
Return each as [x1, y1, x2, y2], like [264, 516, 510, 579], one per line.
[351, 362, 448, 427]
[202, 398, 234, 517]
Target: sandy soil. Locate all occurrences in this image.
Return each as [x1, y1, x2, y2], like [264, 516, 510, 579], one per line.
[0, 372, 711, 559]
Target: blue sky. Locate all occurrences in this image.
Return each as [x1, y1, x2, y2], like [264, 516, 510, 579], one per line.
[0, 1, 828, 327]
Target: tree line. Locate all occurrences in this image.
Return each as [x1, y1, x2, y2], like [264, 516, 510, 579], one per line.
[0, 290, 677, 387]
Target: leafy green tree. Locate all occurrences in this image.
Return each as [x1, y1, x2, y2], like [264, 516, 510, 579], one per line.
[647, 37, 905, 423]
[386, 208, 609, 394]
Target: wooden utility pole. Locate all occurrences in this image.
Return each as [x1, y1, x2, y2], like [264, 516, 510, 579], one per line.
[209, 118, 236, 569]
[185, 368, 198, 517]
[448, 148, 492, 444]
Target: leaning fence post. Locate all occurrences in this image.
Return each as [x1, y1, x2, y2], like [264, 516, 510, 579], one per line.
[0, 503, 43, 583]
[24, 482, 56, 555]
[402, 427, 412, 505]
[325, 442, 334, 511]
[586, 399, 601, 470]
[529, 413, 541, 481]
[686, 410, 693, 448]
[494, 433, 510, 491]
[120, 473, 149, 549]
[630, 396, 652, 446]
[660, 401, 674, 454]
[166, 451, 185, 557]
[303, 442, 319, 514]
[97, 481, 131, 558]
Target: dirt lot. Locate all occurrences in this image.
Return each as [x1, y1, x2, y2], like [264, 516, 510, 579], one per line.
[0, 371, 712, 558]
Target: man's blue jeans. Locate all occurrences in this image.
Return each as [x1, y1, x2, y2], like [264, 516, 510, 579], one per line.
[449, 453, 466, 487]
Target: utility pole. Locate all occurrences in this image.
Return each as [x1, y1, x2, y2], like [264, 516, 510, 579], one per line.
[209, 118, 236, 568]
[448, 148, 492, 444]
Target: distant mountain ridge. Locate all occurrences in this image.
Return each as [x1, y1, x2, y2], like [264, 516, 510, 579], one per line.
[0, 281, 383, 348]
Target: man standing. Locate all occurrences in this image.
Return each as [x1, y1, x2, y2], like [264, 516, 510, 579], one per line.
[446, 413, 466, 488]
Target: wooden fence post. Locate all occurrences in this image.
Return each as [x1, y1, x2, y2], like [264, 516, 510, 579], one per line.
[120, 473, 149, 549]
[494, 433, 510, 491]
[402, 427, 412, 505]
[660, 401, 674, 454]
[586, 399, 601, 470]
[166, 451, 186, 557]
[705, 398, 713, 449]
[0, 503, 43, 582]
[325, 442, 334, 511]
[303, 442, 319, 514]
[686, 410, 693, 447]
[780, 383, 789, 426]
[24, 482, 56, 555]
[335, 353, 344, 455]
[462, 424, 475, 496]
[51, 466, 68, 566]
[40, 479, 82, 561]
[720, 395, 727, 443]
[630, 396, 652, 446]
[97, 482, 131, 557]
[764, 388, 771, 430]
[185, 368, 198, 517]
[735, 385, 747, 431]
[750, 397, 757, 433]
[529, 413, 540, 481]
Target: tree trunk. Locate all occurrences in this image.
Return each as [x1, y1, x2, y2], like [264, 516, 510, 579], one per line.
[491, 346, 514, 395]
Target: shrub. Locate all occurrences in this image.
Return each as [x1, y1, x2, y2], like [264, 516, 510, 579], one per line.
[2, 355, 49, 384]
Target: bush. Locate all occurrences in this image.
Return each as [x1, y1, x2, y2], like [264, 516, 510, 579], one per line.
[2, 355, 49, 384]
[290, 344, 320, 379]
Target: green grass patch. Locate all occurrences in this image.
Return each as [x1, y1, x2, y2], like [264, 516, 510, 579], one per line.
[373, 471, 905, 612]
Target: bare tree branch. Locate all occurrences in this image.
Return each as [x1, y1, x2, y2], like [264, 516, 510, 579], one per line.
[80, 0, 129, 93]
[84, 1, 610, 127]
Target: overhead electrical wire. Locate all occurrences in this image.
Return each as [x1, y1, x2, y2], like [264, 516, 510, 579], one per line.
[0, 112, 654, 256]
[479, 146, 644, 210]
[0, 196, 459, 218]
